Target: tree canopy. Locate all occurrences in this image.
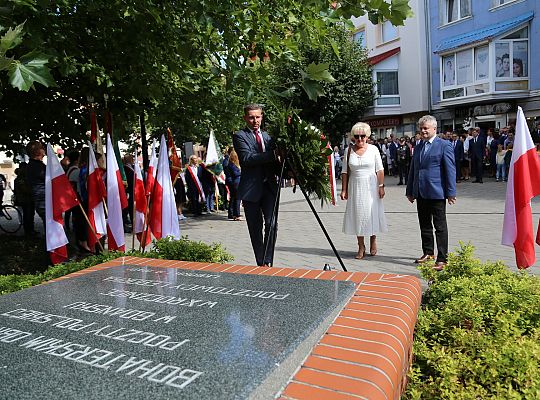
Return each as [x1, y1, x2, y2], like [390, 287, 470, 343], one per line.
[0, 0, 412, 154]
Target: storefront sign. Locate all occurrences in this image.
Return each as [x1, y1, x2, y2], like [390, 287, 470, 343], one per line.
[473, 102, 513, 116]
[369, 117, 401, 128]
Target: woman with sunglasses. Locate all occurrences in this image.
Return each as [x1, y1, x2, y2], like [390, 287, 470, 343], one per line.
[341, 122, 388, 259]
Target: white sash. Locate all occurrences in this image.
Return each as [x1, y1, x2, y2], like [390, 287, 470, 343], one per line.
[187, 166, 206, 202]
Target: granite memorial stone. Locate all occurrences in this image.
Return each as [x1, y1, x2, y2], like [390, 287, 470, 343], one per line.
[0, 264, 355, 399]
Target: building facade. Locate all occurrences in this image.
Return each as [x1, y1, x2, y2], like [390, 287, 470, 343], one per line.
[429, 0, 540, 132]
[351, 0, 429, 138]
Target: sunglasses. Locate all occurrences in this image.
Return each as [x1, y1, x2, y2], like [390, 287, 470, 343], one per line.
[353, 134, 367, 139]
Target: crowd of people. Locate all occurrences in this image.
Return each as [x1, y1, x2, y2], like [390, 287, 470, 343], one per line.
[4, 136, 248, 254]
[3, 107, 540, 269]
[334, 122, 540, 186]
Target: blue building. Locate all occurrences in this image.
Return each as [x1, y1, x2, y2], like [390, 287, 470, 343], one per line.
[428, 0, 539, 133]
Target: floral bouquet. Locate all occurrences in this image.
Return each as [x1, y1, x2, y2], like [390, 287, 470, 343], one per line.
[269, 110, 332, 203]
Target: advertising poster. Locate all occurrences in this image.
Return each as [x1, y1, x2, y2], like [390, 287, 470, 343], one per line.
[495, 42, 510, 77]
[512, 41, 528, 77]
[475, 46, 489, 80]
[443, 55, 455, 86]
[456, 49, 473, 85]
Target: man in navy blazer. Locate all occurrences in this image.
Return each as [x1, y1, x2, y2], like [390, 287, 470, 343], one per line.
[233, 104, 278, 266]
[406, 115, 456, 270]
[451, 132, 464, 181]
[468, 127, 486, 183]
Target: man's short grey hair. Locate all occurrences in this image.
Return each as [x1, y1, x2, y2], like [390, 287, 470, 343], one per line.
[418, 115, 437, 128]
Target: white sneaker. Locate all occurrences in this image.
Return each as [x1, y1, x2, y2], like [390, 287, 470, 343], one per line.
[178, 214, 187, 221]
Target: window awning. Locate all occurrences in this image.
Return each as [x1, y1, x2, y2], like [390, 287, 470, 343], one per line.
[434, 11, 534, 54]
[368, 47, 400, 65]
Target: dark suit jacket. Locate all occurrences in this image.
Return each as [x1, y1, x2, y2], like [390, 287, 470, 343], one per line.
[233, 127, 277, 202]
[406, 137, 456, 200]
[452, 140, 464, 162]
[468, 137, 485, 159]
[389, 141, 398, 160]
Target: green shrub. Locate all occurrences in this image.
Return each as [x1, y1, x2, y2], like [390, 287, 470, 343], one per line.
[143, 236, 234, 264]
[405, 243, 540, 399]
[0, 236, 233, 296]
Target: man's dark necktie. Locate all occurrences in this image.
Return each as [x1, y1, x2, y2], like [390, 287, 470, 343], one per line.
[254, 129, 263, 153]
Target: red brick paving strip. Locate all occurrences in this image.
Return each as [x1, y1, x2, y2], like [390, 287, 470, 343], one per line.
[47, 257, 421, 399]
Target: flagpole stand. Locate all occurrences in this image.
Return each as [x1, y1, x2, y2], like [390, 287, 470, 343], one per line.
[263, 152, 347, 272]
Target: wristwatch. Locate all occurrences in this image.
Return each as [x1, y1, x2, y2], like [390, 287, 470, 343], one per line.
[378, 183, 385, 188]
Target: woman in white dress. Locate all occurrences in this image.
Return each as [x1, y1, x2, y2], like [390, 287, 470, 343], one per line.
[340, 122, 388, 259]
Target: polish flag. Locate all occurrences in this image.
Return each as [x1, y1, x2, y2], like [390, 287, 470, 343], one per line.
[502, 106, 540, 269]
[106, 133, 128, 251]
[327, 142, 337, 205]
[87, 143, 107, 252]
[149, 135, 180, 240]
[133, 150, 151, 247]
[146, 139, 158, 197]
[45, 144, 79, 264]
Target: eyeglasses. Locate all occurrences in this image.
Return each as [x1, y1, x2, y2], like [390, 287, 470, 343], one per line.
[353, 134, 367, 139]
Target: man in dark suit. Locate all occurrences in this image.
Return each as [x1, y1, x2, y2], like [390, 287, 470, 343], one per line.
[531, 122, 540, 144]
[406, 115, 456, 270]
[468, 127, 486, 183]
[451, 132, 464, 182]
[388, 136, 399, 176]
[233, 104, 278, 266]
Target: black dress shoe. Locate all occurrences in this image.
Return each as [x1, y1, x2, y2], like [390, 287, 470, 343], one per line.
[415, 254, 435, 263]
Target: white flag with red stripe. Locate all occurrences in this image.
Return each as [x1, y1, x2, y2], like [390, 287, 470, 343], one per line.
[87, 143, 107, 252]
[149, 135, 180, 240]
[106, 133, 128, 251]
[45, 144, 79, 264]
[502, 106, 540, 268]
[133, 150, 151, 247]
[327, 142, 337, 205]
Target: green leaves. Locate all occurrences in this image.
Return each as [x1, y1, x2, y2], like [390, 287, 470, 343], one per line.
[408, 243, 540, 398]
[0, 23, 24, 53]
[8, 51, 55, 91]
[0, 22, 56, 92]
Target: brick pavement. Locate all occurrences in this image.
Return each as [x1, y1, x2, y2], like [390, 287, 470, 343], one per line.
[166, 176, 540, 279]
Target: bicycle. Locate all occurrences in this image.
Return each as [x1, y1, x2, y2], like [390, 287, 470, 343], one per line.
[0, 203, 23, 234]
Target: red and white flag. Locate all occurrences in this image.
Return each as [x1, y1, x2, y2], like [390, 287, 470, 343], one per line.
[327, 142, 337, 206]
[149, 135, 181, 240]
[133, 150, 151, 247]
[502, 106, 540, 269]
[106, 133, 128, 251]
[146, 139, 158, 197]
[45, 144, 79, 264]
[87, 143, 107, 252]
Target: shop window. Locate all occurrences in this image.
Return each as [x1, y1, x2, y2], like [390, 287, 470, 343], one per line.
[495, 27, 529, 88]
[491, 0, 520, 8]
[376, 71, 400, 105]
[440, 0, 471, 25]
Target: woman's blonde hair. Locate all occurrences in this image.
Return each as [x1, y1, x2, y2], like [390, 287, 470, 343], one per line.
[350, 122, 371, 139]
[229, 149, 240, 168]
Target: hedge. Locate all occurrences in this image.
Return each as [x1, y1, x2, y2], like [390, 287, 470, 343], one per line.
[405, 244, 540, 399]
[0, 236, 233, 296]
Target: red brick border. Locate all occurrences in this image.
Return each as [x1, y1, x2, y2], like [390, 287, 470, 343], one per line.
[48, 257, 421, 400]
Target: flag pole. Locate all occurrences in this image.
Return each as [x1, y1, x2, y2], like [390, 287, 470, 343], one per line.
[78, 203, 105, 253]
[139, 193, 152, 253]
[131, 155, 137, 250]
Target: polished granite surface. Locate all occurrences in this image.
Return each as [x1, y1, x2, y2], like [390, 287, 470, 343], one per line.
[0, 265, 355, 399]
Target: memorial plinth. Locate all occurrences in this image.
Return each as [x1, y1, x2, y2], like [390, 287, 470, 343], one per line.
[0, 257, 422, 400]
